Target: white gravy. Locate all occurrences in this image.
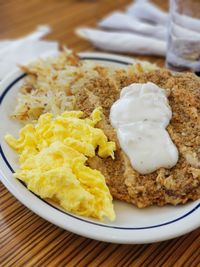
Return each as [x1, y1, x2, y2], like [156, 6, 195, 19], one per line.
[110, 82, 178, 174]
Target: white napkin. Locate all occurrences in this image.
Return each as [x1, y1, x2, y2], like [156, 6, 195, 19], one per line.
[126, 0, 168, 25]
[76, 28, 166, 56]
[76, 0, 167, 56]
[98, 11, 166, 40]
[0, 25, 59, 80]
[100, 10, 200, 41]
[76, 0, 200, 57]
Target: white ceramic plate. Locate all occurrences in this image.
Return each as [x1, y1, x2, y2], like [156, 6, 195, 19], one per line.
[0, 52, 199, 244]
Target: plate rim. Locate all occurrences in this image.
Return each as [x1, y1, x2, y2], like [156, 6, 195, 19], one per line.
[0, 51, 199, 244]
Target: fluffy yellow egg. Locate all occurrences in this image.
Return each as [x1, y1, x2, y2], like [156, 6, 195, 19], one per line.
[5, 107, 116, 221]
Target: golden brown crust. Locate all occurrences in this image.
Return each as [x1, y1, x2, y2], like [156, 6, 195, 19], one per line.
[76, 69, 200, 207]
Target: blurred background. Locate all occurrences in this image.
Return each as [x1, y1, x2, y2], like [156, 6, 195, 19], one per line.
[2, 0, 200, 72]
[0, 0, 168, 65]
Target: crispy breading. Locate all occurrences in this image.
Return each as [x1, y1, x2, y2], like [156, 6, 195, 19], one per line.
[76, 69, 200, 207]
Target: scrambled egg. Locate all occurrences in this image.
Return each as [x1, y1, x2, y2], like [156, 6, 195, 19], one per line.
[5, 107, 116, 221]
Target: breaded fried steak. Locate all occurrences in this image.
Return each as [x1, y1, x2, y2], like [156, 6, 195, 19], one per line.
[75, 69, 200, 207]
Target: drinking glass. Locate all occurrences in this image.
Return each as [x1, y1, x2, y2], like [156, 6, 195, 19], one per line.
[166, 0, 200, 72]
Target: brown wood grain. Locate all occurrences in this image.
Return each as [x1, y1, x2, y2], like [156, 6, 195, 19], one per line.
[0, 0, 200, 266]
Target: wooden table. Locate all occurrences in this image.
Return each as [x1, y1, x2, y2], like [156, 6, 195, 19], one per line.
[1, 1, 200, 266]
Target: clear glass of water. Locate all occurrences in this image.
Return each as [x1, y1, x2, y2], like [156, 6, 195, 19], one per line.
[166, 0, 200, 72]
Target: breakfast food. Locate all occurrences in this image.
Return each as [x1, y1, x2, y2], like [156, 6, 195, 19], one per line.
[5, 108, 116, 221]
[77, 69, 200, 207]
[6, 50, 200, 220]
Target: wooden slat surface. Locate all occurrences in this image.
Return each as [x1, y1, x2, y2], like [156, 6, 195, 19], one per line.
[0, 0, 200, 266]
